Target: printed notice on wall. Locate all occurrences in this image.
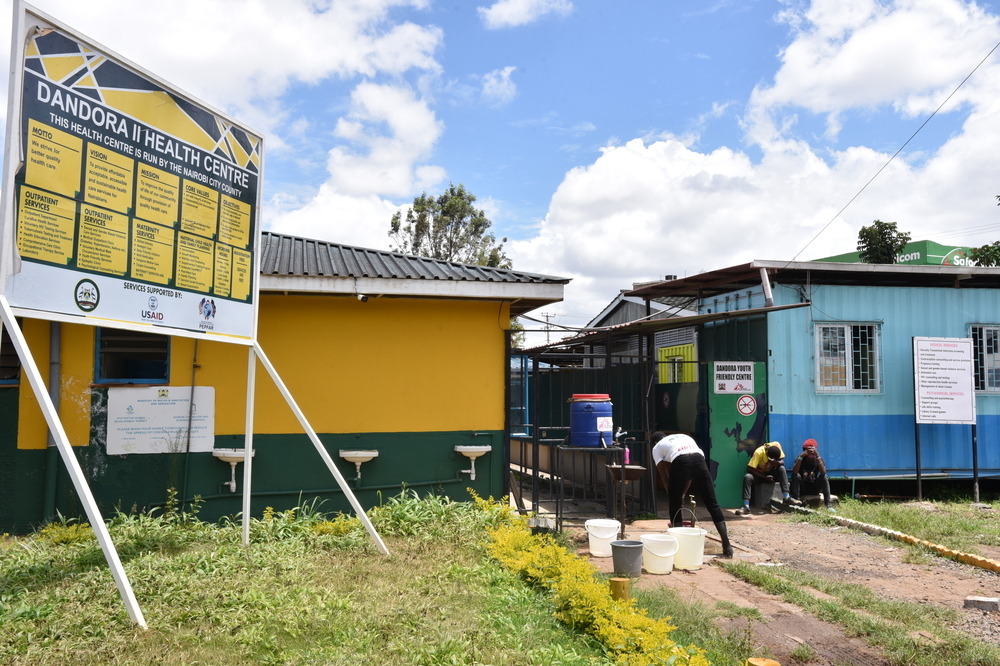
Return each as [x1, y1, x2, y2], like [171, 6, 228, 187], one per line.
[713, 361, 755, 394]
[4, 22, 262, 341]
[913, 337, 976, 424]
[107, 386, 215, 455]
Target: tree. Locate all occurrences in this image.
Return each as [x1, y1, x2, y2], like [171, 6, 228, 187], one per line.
[389, 183, 511, 268]
[971, 240, 1000, 267]
[390, 183, 523, 343]
[857, 219, 911, 264]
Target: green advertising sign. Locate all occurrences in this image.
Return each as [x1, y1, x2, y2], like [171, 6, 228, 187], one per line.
[708, 361, 767, 507]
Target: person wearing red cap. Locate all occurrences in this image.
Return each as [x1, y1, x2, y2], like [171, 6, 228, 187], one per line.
[791, 439, 835, 511]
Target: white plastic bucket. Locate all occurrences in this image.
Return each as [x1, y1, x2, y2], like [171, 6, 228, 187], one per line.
[584, 519, 620, 557]
[667, 526, 707, 570]
[640, 534, 678, 574]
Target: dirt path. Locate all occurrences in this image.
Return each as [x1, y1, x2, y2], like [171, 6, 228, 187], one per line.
[573, 506, 1000, 665]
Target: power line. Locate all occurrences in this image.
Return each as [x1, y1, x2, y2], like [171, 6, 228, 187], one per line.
[789, 37, 1000, 263]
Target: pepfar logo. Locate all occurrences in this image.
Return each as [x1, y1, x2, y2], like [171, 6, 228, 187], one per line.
[198, 298, 217, 330]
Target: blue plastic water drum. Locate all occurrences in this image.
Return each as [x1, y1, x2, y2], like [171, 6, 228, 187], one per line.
[569, 394, 613, 447]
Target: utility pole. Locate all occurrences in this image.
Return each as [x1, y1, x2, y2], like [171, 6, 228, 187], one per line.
[541, 312, 554, 345]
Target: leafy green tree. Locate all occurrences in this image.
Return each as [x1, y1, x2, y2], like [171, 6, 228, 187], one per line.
[389, 183, 511, 268]
[857, 219, 911, 264]
[971, 240, 1000, 267]
[390, 183, 522, 342]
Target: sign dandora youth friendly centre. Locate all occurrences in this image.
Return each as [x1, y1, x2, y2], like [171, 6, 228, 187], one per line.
[8, 25, 261, 340]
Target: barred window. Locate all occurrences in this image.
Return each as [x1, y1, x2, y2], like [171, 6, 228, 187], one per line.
[971, 325, 1000, 393]
[815, 323, 880, 393]
[95, 327, 169, 384]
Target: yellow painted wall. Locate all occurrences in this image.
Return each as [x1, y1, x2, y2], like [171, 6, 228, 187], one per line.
[17, 322, 94, 449]
[16, 319, 48, 450]
[241, 294, 509, 435]
[15, 294, 509, 445]
[658, 344, 697, 383]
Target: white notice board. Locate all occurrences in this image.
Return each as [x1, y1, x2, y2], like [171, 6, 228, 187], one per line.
[107, 386, 215, 454]
[913, 337, 976, 425]
[713, 361, 754, 394]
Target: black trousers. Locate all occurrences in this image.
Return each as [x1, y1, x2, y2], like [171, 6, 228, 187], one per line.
[792, 471, 833, 505]
[668, 453, 727, 528]
[742, 465, 790, 503]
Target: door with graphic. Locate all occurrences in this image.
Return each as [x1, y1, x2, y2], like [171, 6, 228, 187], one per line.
[708, 361, 767, 507]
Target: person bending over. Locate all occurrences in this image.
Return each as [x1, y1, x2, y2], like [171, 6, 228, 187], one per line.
[739, 442, 800, 515]
[791, 439, 835, 511]
[651, 431, 733, 558]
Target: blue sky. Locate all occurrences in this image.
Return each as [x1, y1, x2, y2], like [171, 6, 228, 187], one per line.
[5, 0, 1000, 332]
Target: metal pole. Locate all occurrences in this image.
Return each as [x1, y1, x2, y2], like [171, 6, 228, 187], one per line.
[0, 297, 146, 627]
[252, 342, 388, 555]
[531, 352, 540, 513]
[972, 423, 980, 503]
[241, 345, 257, 546]
[503, 327, 511, 500]
[912, 337, 922, 501]
[43, 321, 60, 520]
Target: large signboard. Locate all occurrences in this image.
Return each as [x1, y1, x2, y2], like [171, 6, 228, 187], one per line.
[913, 337, 976, 424]
[4, 18, 261, 341]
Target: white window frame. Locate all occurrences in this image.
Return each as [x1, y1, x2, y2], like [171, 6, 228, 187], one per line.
[814, 323, 881, 394]
[970, 325, 1000, 394]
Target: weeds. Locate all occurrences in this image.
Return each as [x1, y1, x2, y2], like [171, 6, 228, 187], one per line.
[633, 588, 761, 666]
[722, 561, 1000, 666]
[0, 491, 610, 666]
[796, 496, 1000, 556]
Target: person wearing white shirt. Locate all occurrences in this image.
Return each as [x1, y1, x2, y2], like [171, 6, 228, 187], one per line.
[651, 431, 734, 559]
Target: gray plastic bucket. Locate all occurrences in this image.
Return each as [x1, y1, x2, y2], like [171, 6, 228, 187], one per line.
[611, 540, 643, 577]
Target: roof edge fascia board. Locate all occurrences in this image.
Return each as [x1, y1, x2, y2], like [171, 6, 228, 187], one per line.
[260, 274, 565, 302]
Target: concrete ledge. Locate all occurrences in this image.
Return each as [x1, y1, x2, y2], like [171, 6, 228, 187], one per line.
[964, 596, 1000, 611]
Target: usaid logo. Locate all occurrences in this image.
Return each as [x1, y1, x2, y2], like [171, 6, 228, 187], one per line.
[141, 295, 163, 321]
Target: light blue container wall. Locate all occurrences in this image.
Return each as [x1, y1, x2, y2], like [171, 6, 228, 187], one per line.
[765, 283, 1000, 476]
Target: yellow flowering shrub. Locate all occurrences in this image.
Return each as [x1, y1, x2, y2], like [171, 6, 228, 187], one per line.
[486, 520, 710, 666]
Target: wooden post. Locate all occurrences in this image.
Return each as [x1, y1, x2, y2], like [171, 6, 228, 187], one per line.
[609, 577, 630, 601]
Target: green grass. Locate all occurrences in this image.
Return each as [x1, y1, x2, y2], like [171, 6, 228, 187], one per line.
[1, 492, 613, 666]
[792, 496, 1000, 555]
[720, 560, 1000, 666]
[632, 586, 763, 666]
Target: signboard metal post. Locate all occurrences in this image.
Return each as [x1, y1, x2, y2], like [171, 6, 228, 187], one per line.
[912, 336, 978, 502]
[0, 2, 389, 627]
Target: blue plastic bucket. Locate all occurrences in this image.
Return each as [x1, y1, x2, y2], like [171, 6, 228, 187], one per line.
[569, 394, 613, 447]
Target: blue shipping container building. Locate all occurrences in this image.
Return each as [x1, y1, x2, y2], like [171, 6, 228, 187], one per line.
[628, 260, 1000, 482]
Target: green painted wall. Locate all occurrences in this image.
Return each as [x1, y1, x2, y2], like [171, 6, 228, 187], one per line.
[708, 362, 768, 508]
[0, 387, 50, 534]
[3, 419, 504, 533]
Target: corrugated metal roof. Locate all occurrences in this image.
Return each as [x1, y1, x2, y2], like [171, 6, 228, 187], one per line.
[626, 259, 1000, 300]
[259, 232, 568, 285]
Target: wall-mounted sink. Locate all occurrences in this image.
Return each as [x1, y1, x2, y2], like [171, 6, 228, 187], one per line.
[455, 445, 492, 459]
[213, 448, 255, 464]
[455, 445, 492, 481]
[213, 448, 255, 492]
[340, 450, 379, 480]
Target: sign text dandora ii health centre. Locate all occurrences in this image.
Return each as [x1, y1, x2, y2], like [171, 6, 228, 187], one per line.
[13, 30, 259, 338]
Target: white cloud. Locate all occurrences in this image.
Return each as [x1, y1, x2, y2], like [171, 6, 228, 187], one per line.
[327, 82, 445, 198]
[750, 0, 999, 140]
[482, 66, 518, 105]
[6, 0, 442, 139]
[477, 0, 573, 29]
[513, 0, 1000, 326]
